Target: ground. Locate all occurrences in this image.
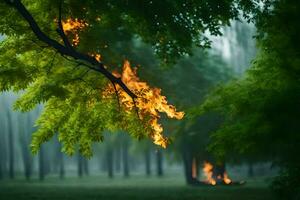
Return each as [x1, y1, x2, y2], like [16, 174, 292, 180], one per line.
[0, 174, 274, 200]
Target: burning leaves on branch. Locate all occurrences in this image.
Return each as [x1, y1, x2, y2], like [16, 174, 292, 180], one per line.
[62, 18, 88, 46]
[104, 60, 184, 148]
[61, 18, 184, 148]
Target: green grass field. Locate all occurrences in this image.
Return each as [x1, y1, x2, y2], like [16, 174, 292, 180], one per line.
[0, 175, 274, 200]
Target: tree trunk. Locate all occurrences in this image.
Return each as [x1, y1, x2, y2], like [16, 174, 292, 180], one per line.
[21, 142, 32, 180]
[145, 148, 151, 176]
[192, 157, 199, 179]
[59, 152, 65, 179]
[122, 141, 129, 178]
[44, 155, 51, 176]
[99, 154, 107, 172]
[182, 147, 195, 184]
[248, 162, 254, 177]
[20, 115, 33, 180]
[156, 149, 163, 177]
[7, 111, 14, 179]
[0, 115, 6, 180]
[56, 142, 65, 179]
[78, 154, 83, 178]
[0, 135, 4, 180]
[83, 158, 89, 176]
[39, 145, 45, 180]
[106, 147, 114, 178]
[115, 145, 121, 173]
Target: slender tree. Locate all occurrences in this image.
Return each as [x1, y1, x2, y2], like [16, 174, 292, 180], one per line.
[19, 114, 33, 180]
[122, 137, 130, 178]
[144, 148, 151, 176]
[106, 146, 114, 178]
[56, 141, 65, 179]
[156, 149, 163, 177]
[38, 144, 45, 180]
[7, 111, 14, 179]
[77, 154, 83, 178]
[83, 157, 89, 176]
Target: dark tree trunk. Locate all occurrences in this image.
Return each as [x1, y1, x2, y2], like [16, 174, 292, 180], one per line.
[7, 112, 14, 179]
[59, 152, 65, 179]
[156, 149, 163, 177]
[83, 158, 89, 176]
[106, 147, 114, 178]
[78, 154, 83, 178]
[248, 162, 254, 177]
[56, 142, 65, 179]
[0, 117, 6, 180]
[44, 155, 51, 176]
[100, 154, 107, 172]
[21, 142, 32, 180]
[122, 141, 129, 178]
[145, 148, 151, 176]
[0, 160, 2, 180]
[182, 147, 195, 184]
[0, 135, 4, 180]
[20, 115, 33, 180]
[39, 145, 45, 180]
[115, 145, 121, 173]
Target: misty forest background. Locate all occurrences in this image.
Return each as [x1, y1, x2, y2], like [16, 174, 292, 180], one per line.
[0, 22, 276, 197]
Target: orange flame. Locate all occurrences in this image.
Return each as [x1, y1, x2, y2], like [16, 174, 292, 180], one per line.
[192, 158, 197, 179]
[223, 172, 232, 184]
[90, 53, 101, 62]
[62, 18, 88, 46]
[104, 60, 184, 148]
[202, 161, 232, 185]
[203, 161, 216, 185]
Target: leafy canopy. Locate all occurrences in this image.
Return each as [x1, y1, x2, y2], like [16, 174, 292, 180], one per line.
[0, 0, 262, 157]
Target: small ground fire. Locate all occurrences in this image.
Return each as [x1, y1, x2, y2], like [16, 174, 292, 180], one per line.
[202, 161, 232, 185]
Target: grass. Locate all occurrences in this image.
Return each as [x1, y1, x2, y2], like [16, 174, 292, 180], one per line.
[0, 174, 274, 200]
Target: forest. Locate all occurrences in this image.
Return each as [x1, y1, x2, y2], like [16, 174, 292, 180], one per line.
[0, 0, 299, 200]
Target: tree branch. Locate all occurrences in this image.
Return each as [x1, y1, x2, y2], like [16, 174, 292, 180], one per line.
[111, 81, 121, 111]
[56, 0, 72, 49]
[3, 0, 137, 99]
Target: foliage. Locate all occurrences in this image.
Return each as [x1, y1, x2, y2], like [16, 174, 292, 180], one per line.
[192, 0, 300, 198]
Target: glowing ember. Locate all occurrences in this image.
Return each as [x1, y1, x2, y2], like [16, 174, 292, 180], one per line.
[62, 18, 88, 46]
[223, 172, 232, 184]
[104, 60, 184, 148]
[90, 53, 101, 62]
[202, 161, 232, 185]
